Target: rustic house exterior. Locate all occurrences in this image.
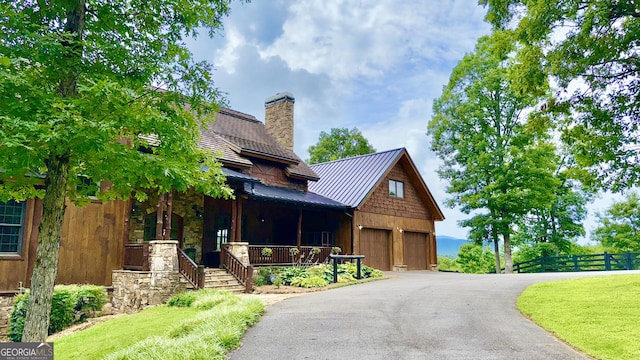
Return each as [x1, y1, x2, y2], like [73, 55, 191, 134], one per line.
[310, 149, 445, 271]
[0, 92, 444, 296]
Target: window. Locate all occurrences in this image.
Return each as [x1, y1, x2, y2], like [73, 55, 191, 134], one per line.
[389, 179, 404, 199]
[0, 200, 26, 254]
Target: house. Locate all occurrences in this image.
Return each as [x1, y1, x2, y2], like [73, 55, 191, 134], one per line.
[309, 149, 445, 271]
[0, 92, 444, 295]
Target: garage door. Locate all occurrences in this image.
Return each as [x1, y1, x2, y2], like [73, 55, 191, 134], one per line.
[359, 228, 391, 271]
[403, 232, 428, 270]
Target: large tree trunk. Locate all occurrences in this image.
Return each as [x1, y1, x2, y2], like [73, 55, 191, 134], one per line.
[492, 236, 501, 274]
[22, 0, 85, 342]
[22, 155, 70, 342]
[503, 232, 513, 274]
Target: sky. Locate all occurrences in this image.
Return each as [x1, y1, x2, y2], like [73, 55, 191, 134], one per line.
[186, 0, 624, 242]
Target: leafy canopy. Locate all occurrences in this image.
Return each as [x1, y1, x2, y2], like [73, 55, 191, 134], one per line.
[0, 0, 236, 202]
[429, 33, 561, 272]
[592, 192, 640, 253]
[307, 127, 376, 164]
[479, 0, 640, 191]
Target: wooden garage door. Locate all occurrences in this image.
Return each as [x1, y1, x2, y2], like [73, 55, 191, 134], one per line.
[403, 232, 428, 270]
[359, 228, 391, 271]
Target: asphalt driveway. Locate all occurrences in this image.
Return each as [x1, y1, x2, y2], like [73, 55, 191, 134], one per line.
[230, 270, 640, 360]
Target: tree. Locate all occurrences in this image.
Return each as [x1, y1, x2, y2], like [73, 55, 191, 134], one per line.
[307, 127, 376, 164]
[479, 0, 640, 191]
[428, 33, 560, 273]
[456, 243, 497, 274]
[0, 1, 236, 341]
[592, 193, 640, 252]
[513, 172, 590, 257]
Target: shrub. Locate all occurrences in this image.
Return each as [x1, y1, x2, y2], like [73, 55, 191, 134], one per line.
[253, 266, 279, 286]
[276, 266, 306, 285]
[8, 293, 28, 342]
[290, 276, 328, 288]
[167, 291, 198, 308]
[8, 284, 106, 341]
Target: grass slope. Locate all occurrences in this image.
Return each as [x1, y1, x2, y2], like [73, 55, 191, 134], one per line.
[54, 289, 264, 360]
[518, 274, 640, 360]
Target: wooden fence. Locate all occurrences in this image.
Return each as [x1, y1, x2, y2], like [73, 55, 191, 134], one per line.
[514, 252, 640, 273]
[123, 243, 150, 271]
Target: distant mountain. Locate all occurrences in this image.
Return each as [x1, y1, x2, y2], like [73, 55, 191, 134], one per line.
[437, 235, 470, 257]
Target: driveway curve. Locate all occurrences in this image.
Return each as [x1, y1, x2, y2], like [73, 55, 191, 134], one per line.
[231, 271, 636, 360]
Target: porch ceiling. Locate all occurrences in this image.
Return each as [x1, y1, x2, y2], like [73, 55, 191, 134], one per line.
[243, 182, 347, 210]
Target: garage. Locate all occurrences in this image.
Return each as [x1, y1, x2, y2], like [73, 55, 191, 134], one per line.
[403, 232, 428, 270]
[359, 228, 391, 271]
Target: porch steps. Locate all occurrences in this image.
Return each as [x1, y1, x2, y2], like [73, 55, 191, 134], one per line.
[180, 268, 245, 293]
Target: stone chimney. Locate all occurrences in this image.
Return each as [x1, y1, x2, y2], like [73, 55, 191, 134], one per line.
[265, 92, 295, 150]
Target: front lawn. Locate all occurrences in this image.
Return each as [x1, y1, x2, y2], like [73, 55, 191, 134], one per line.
[54, 289, 264, 360]
[517, 274, 640, 360]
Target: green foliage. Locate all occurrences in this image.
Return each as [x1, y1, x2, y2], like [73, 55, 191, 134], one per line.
[96, 289, 264, 360]
[429, 33, 560, 272]
[9, 285, 106, 341]
[290, 276, 329, 288]
[167, 291, 199, 308]
[253, 264, 382, 288]
[592, 193, 640, 252]
[437, 256, 461, 272]
[1, 0, 236, 340]
[456, 244, 497, 274]
[307, 128, 376, 164]
[480, 0, 640, 191]
[8, 293, 28, 342]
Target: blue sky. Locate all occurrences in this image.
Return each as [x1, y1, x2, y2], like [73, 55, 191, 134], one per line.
[186, 0, 622, 241]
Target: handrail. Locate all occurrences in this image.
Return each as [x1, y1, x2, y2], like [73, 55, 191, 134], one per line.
[178, 247, 204, 289]
[248, 245, 332, 266]
[221, 244, 253, 293]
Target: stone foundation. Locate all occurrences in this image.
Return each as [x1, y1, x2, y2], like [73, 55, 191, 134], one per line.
[112, 240, 185, 313]
[393, 265, 408, 272]
[0, 296, 15, 342]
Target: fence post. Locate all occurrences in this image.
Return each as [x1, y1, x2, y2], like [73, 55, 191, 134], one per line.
[604, 252, 611, 271]
[245, 265, 253, 293]
[197, 265, 205, 289]
[625, 252, 632, 270]
[540, 257, 546, 272]
[573, 255, 579, 271]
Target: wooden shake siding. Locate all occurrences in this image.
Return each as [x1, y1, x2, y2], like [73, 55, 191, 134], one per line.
[355, 161, 436, 269]
[247, 158, 307, 190]
[359, 162, 430, 219]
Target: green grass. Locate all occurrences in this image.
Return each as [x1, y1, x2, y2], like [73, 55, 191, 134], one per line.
[53, 289, 264, 360]
[518, 274, 640, 360]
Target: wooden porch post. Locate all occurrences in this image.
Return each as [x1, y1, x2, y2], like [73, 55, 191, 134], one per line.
[155, 193, 165, 240]
[165, 191, 173, 241]
[231, 198, 238, 242]
[235, 197, 243, 242]
[297, 209, 302, 263]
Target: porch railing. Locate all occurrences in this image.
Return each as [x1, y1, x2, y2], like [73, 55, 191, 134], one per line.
[221, 244, 253, 293]
[123, 243, 150, 271]
[178, 247, 205, 289]
[248, 245, 333, 266]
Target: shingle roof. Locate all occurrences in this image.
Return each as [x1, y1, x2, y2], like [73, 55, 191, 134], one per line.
[309, 148, 404, 208]
[245, 182, 346, 210]
[198, 108, 319, 181]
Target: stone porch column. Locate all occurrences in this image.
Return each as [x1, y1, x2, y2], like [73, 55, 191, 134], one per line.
[225, 242, 250, 266]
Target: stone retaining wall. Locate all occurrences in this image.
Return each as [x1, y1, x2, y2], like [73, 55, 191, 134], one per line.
[0, 296, 15, 342]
